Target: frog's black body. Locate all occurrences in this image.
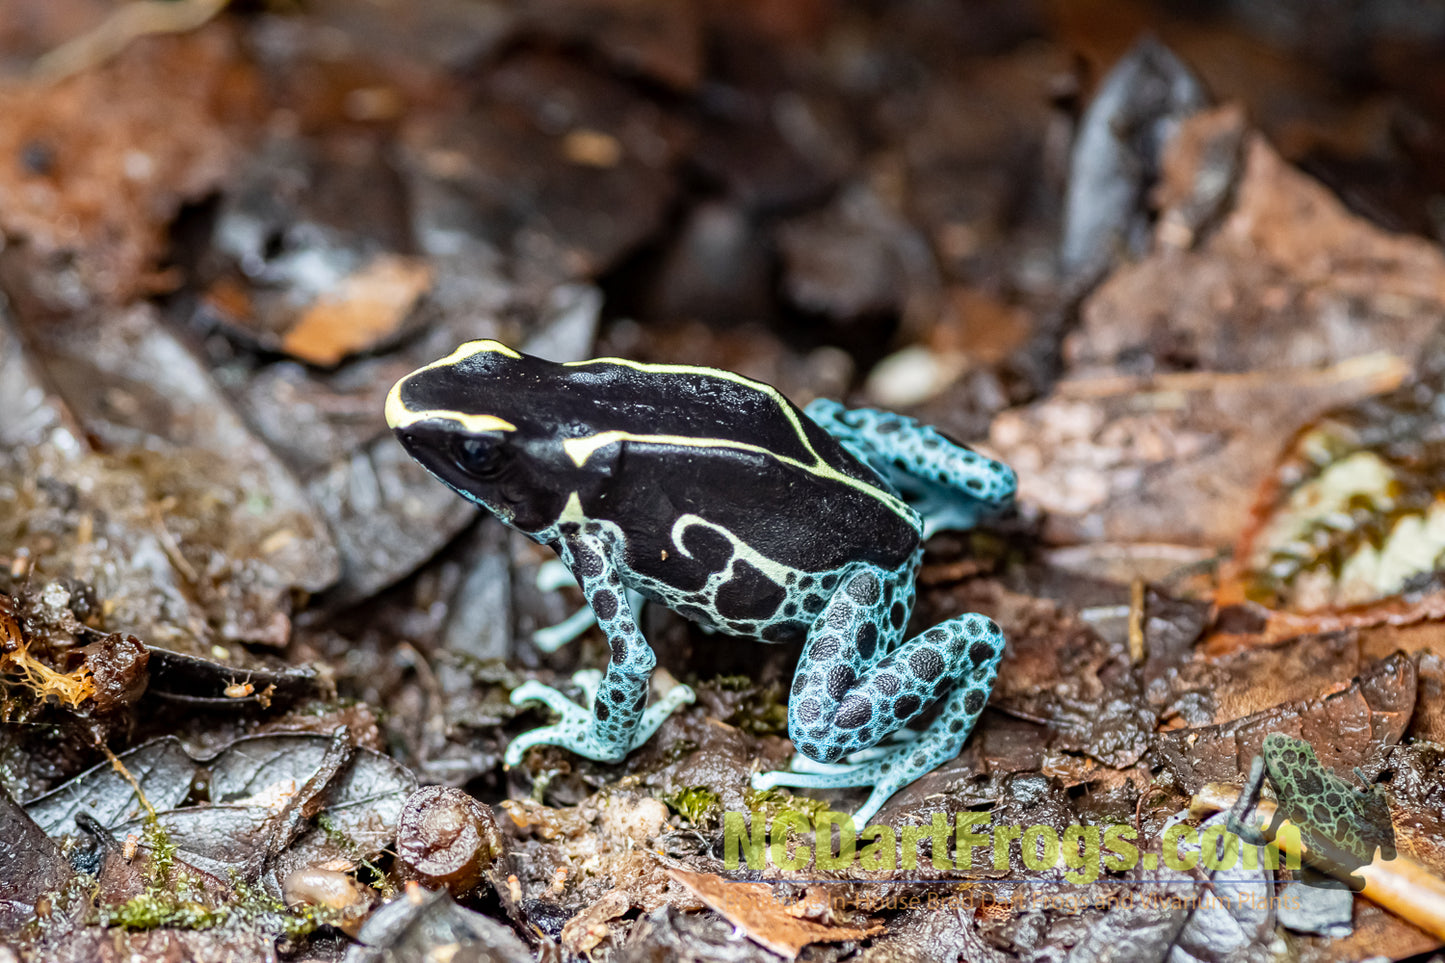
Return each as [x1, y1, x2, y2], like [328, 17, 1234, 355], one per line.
[387, 340, 1016, 823]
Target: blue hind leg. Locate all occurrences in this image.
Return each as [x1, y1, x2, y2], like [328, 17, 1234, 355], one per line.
[751, 560, 1006, 826]
[804, 399, 1016, 538]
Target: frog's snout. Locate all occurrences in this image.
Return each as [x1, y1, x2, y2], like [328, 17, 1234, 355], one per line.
[384, 375, 412, 431]
[385, 371, 518, 436]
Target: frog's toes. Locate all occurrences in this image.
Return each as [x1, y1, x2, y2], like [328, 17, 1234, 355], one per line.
[571, 668, 604, 706]
[532, 607, 599, 653]
[509, 680, 582, 716]
[758, 682, 992, 825]
[535, 559, 577, 592]
[506, 680, 696, 766]
[530, 577, 649, 653]
[752, 747, 926, 827]
[648, 682, 697, 722]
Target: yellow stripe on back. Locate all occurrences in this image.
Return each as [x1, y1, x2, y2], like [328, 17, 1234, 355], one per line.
[562, 357, 917, 529]
[561, 428, 918, 531]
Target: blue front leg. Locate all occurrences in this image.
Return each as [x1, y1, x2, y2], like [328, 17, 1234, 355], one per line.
[506, 531, 694, 765]
[753, 559, 1006, 825]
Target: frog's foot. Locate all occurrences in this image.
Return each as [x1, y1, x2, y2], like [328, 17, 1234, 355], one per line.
[532, 606, 600, 653]
[751, 741, 942, 828]
[505, 679, 695, 766]
[1224, 754, 1270, 847]
[756, 685, 987, 826]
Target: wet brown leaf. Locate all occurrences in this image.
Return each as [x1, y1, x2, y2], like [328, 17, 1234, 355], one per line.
[1156, 652, 1415, 794]
[0, 25, 259, 301]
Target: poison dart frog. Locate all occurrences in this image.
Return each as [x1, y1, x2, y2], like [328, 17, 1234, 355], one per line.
[386, 341, 1016, 823]
[1227, 733, 1395, 889]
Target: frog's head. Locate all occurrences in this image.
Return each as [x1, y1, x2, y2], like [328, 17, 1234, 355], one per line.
[386, 340, 573, 531]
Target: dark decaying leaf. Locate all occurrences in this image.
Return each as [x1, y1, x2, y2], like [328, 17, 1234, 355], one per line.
[196, 132, 426, 363]
[0, 298, 340, 651]
[1067, 113, 1445, 380]
[990, 354, 1409, 548]
[0, 25, 258, 303]
[143, 645, 321, 706]
[26, 731, 417, 885]
[397, 50, 687, 284]
[25, 737, 198, 835]
[1156, 653, 1415, 794]
[345, 886, 532, 963]
[0, 784, 74, 930]
[1059, 36, 1208, 281]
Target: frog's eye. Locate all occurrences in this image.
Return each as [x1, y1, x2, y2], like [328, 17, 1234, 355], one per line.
[454, 437, 503, 479]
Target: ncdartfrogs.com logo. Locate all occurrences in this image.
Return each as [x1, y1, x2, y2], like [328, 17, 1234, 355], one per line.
[721, 810, 1302, 884]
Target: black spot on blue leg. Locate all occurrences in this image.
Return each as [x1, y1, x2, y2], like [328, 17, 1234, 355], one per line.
[843, 569, 878, 601]
[894, 695, 921, 719]
[810, 637, 841, 661]
[592, 590, 618, 621]
[964, 688, 986, 714]
[909, 648, 943, 681]
[572, 544, 603, 578]
[855, 623, 878, 660]
[835, 695, 873, 729]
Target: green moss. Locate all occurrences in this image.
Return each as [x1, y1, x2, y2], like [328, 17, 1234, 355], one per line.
[710, 675, 753, 691]
[317, 814, 393, 898]
[662, 786, 721, 826]
[744, 787, 831, 824]
[695, 675, 789, 738]
[104, 892, 227, 930]
[98, 819, 321, 938]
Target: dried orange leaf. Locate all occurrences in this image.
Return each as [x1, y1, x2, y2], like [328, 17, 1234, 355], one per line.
[666, 866, 883, 958]
[282, 255, 433, 367]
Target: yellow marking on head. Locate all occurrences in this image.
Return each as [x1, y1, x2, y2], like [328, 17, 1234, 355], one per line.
[384, 377, 413, 429]
[432, 339, 522, 365]
[389, 406, 517, 436]
[386, 370, 516, 433]
[387, 340, 523, 430]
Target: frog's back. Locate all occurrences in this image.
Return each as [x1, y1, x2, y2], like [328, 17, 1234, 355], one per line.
[557, 358, 882, 482]
[563, 358, 918, 566]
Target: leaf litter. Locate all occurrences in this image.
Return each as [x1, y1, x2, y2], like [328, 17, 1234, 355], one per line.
[2, 4, 1445, 962]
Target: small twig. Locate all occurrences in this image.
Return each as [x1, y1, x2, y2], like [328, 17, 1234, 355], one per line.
[32, 0, 232, 82]
[1127, 577, 1146, 665]
[96, 738, 157, 820]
